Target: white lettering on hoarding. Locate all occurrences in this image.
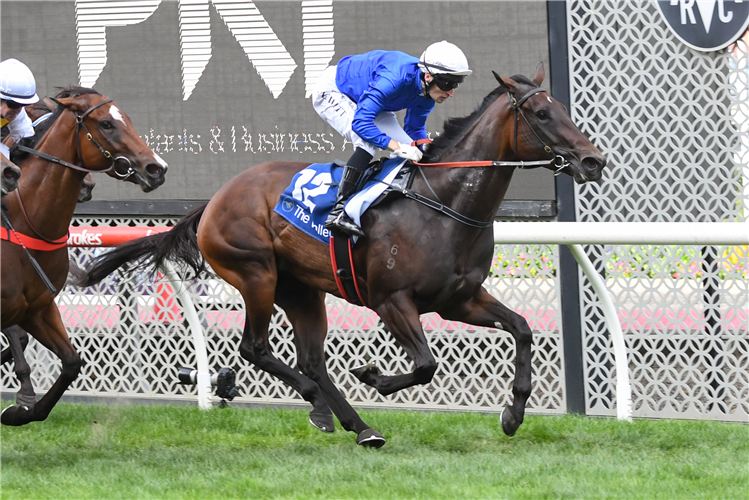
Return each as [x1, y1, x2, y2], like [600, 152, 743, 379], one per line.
[68, 229, 103, 246]
[76, 0, 162, 88]
[76, 0, 334, 100]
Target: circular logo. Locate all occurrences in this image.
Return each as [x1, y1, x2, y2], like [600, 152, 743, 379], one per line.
[281, 198, 295, 212]
[657, 0, 749, 52]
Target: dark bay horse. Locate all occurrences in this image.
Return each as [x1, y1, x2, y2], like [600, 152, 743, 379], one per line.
[76, 64, 605, 447]
[1, 87, 168, 426]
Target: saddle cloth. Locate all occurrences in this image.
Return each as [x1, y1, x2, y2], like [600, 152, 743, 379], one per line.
[274, 158, 407, 244]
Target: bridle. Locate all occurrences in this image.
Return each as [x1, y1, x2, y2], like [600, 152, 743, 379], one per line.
[413, 87, 570, 176]
[395, 86, 573, 228]
[9, 96, 136, 245]
[16, 96, 136, 180]
[508, 87, 569, 176]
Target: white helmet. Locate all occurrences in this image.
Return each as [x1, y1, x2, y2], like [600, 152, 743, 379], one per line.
[0, 58, 39, 105]
[418, 41, 472, 77]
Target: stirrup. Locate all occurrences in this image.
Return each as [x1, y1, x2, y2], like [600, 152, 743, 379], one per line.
[326, 210, 365, 237]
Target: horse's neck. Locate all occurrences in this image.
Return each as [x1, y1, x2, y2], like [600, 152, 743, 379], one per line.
[424, 105, 517, 223]
[13, 115, 85, 240]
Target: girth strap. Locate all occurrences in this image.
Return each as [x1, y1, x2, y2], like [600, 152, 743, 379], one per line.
[329, 234, 366, 307]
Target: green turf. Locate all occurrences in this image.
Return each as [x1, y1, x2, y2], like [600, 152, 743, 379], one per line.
[1, 403, 746, 499]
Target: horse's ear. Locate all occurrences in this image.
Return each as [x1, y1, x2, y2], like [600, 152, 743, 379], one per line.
[49, 97, 67, 109]
[493, 71, 518, 92]
[533, 62, 545, 86]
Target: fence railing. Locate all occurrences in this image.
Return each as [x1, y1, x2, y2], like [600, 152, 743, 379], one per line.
[64, 222, 748, 419]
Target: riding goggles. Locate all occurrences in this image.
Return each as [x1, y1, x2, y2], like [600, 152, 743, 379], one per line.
[432, 74, 465, 91]
[2, 99, 23, 110]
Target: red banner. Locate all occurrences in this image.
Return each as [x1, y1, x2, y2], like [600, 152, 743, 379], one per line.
[67, 226, 171, 247]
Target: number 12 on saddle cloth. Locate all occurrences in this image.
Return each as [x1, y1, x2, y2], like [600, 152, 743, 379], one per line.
[273, 158, 407, 244]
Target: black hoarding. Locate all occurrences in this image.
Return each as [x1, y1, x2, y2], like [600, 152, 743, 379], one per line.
[1, 0, 554, 210]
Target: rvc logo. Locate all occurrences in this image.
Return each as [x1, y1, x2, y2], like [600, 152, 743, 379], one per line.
[656, 0, 749, 51]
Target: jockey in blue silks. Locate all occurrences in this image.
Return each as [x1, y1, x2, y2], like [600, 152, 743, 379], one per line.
[0, 58, 39, 160]
[311, 41, 472, 237]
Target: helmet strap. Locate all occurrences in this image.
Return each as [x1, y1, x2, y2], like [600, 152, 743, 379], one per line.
[420, 72, 435, 100]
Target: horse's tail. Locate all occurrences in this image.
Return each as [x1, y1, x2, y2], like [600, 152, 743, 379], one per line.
[73, 204, 207, 287]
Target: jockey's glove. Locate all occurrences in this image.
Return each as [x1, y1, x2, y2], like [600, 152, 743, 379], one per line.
[392, 143, 423, 162]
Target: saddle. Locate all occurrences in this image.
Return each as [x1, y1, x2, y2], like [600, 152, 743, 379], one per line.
[273, 157, 415, 307]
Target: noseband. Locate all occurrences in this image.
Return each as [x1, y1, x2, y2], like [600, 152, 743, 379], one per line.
[16, 97, 136, 180]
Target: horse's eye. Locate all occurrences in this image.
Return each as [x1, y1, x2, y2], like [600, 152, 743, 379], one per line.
[536, 110, 549, 120]
[100, 120, 115, 130]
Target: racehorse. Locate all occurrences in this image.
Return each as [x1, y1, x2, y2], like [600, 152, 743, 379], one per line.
[0, 97, 98, 389]
[0, 86, 168, 426]
[75, 64, 606, 447]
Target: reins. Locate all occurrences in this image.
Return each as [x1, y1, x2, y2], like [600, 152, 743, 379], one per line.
[0, 207, 58, 294]
[397, 87, 571, 228]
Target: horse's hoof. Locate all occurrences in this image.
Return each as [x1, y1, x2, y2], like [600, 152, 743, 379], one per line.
[350, 363, 381, 386]
[356, 428, 386, 448]
[501, 407, 519, 437]
[1, 404, 33, 426]
[309, 411, 335, 433]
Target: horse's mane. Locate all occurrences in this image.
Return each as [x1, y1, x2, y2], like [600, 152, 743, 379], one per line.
[11, 86, 100, 163]
[422, 74, 536, 162]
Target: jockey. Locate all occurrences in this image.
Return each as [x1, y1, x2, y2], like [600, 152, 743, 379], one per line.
[311, 41, 472, 237]
[1, 58, 40, 160]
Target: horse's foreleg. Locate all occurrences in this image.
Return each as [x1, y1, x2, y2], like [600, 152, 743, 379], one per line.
[352, 294, 438, 396]
[1, 326, 36, 408]
[439, 286, 533, 437]
[2, 304, 81, 426]
[275, 279, 385, 447]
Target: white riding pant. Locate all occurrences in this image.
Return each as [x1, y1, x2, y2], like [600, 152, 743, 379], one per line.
[310, 65, 413, 156]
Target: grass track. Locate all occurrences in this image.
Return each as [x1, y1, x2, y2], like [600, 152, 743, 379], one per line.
[1, 403, 747, 499]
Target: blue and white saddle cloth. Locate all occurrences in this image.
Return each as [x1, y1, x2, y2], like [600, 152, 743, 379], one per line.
[274, 158, 407, 244]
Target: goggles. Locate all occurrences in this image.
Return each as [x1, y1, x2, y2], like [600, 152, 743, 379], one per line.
[2, 99, 23, 110]
[431, 73, 464, 91]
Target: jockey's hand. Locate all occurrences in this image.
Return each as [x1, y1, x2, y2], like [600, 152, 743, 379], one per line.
[392, 143, 423, 162]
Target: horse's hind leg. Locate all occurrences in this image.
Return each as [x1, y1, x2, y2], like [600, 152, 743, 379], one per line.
[1, 326, 36, 409]
[1, 304, 81, 426]
[350, 293, 438, 396]
[275, 275, 385, 447]
[231, 267, 334, 430]
[439, 286, 533, 437]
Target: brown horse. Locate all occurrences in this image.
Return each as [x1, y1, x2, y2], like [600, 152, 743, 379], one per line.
[1, 87, 167, 426]
[76, 65, 605, 447]
[1, 102, 96, 378]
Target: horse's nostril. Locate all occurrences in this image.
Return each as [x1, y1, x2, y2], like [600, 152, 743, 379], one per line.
[4, 168, 21, 182]
[146, 163, 164, 177]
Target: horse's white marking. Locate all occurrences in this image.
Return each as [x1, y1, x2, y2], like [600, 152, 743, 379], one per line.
[109, 105, 126, 125]
[546, 96, 552, 103]
[153, 152, 168, 168]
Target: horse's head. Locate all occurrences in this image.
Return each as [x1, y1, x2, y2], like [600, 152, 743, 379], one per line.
[493, 63, 606, 183]
[1, 154, 22, 197]
[52, 90, 168, 192]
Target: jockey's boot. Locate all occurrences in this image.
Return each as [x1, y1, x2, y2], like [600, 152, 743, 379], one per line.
[325, 147, 373, 237]
[325, 164, 365, 237]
